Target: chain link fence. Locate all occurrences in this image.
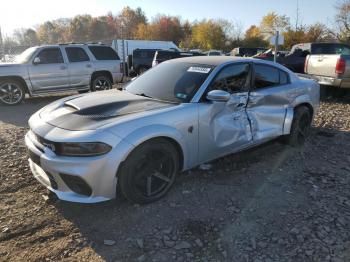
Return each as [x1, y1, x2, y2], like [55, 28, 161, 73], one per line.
[0, 45, 31, 62]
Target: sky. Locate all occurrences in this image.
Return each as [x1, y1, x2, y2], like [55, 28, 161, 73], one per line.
[0, 0, 337, 36]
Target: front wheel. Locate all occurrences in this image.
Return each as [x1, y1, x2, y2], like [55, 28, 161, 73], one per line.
[0, 80, 25, 105]
[118, 139, 180, 204]
[284, 106, 312, 146]
[91, 75, 112, 91]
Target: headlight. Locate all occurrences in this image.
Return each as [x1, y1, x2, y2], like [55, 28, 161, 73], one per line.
[55, 142, 112, 157]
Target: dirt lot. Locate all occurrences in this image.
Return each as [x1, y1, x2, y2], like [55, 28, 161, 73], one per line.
[0, 90, 350, 262]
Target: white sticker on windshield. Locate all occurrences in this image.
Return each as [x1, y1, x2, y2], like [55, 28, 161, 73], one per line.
[187, 66, 211, 74]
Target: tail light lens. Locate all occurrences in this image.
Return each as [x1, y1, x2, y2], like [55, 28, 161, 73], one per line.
[304, 55, 310, 74]
[336, 58, 346, 75]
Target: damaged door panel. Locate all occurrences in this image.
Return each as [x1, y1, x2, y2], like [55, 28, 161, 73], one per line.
[198, 63, 252, 163]
[247, 64, 293, 141]
[198, 93, 252, 163]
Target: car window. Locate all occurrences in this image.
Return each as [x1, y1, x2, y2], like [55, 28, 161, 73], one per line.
[312, 44, 350, 55]
[88, 46, 120, 60]
[126, 62, 213, 103]
[36, 48, 64, 64]
[254, 64, 280, 89]
[280, 70, 289, 85]
[65, 47, 90, 62]
[209, 64, 250, 93]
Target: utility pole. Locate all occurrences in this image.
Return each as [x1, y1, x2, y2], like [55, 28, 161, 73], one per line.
[0, 27, 3, 60]
[274, 30, 279, 63]
[295, 0, 300, 31]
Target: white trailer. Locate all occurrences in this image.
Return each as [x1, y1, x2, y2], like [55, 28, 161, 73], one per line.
[111, 39, 180, 62]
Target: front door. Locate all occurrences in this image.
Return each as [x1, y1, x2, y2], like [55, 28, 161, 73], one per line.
[198, 63, 253, 163]
[28, 47, 69, 91]
[246, 63, 292, 142]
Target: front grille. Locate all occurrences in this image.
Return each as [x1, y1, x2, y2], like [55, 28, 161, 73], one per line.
[28, 149, 41, 165]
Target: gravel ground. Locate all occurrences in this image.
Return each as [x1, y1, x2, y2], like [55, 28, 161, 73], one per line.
[0, 91, 350, 262]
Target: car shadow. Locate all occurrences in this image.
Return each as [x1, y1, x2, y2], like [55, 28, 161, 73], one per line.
[52, 127, 345, 261]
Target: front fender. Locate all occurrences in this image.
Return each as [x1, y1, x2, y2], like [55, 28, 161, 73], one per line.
[122, 124, 191, 171]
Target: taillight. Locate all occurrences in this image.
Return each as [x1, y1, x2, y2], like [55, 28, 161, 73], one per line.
[304, 55, 309, 74]
[336, 58, 346, 75]
[120, 63, 124, 73]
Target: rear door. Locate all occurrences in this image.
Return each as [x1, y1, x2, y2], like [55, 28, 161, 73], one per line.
[198, 63, 253, 163]
[28, 47, 69, 91]
[247, 63, 291, 141]
[65, 47, 92, 88]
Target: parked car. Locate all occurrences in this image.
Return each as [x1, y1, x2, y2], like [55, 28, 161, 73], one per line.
[304, 43, 350, 88]
[231, 47, 267, 57]
[206, 50, 223, 56]
[0, 43, 123, 105]
[131, 48, 159, 75]
[254, 49, 289, 58]
[152, 50, 194, 67]
[258, 42, 350, 74]
[25, 56, 319, 204]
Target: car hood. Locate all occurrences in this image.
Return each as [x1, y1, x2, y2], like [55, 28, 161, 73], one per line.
[39, 90, 177, 131]
[0, 62, 22, 67]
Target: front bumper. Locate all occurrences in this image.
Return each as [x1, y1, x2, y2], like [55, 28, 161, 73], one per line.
[25, 130, 132, 203]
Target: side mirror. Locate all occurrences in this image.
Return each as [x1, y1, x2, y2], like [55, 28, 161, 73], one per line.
[33, 57, 41, 64]
[206, 90, 230, 102]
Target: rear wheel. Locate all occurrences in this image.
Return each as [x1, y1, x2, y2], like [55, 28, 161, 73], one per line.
[0, 79, 25, 105]
[118, 139, 179, 204]
[284, 106, 311, 146]
[91, 75, 112, 91]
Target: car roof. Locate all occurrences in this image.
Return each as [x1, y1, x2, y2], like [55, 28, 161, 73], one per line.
[168, 56, 257, 66]
[168, 56, 298, 78]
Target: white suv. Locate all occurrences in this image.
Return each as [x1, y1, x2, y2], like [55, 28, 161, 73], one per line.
[0, 44, 123, 105]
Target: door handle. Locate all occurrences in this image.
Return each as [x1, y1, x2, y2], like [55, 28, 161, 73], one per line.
[236, 103, 245, 108]
[60, 65, 66, 70]
[86, 64, 92, 68]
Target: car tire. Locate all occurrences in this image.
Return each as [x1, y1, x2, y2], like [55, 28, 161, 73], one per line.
[0, 79, 25, 106]
[284, 106, 311, 146]
[118, 138, 180, 204]
[78, 89, 89, 94]
[91, 75, 112, 91]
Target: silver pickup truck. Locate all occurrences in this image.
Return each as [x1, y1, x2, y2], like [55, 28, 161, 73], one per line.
[305, 45, 350, 89]
[0, 44, 123, 105]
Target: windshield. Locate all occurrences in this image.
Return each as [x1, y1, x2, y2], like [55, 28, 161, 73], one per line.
[126, 61, 214, 103]
[15, 47, 38, 63]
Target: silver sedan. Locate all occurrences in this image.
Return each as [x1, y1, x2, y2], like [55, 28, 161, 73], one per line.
[25, 56, 320, 204]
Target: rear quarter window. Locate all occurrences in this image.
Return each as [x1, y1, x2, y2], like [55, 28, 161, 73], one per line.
[254, 64, 280, 89]
[88, 46, 120, 60]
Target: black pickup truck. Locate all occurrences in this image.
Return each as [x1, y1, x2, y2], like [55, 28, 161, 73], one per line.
[131, 49, 159, 75]
[256, 42, 350, 73]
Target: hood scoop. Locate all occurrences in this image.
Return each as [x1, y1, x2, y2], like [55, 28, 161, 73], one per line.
[41, 90, 176, 130]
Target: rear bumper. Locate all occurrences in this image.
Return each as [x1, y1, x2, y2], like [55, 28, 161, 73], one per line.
[311, 75, 350, 88]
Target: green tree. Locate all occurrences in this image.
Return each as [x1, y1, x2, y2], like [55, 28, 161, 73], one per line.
[191, 20, 226, 50]
[118, 6, 147, 39]
[260, 12, 290, 37]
